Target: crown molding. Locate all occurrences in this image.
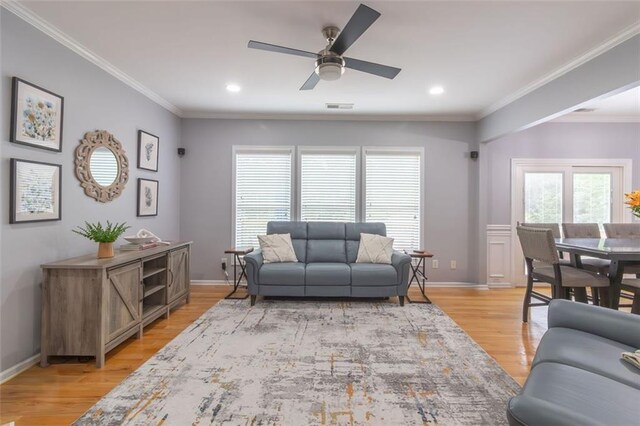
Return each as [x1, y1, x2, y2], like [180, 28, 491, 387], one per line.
[552, 114, 640, 123]
[478, 21, 640, 119]
[1, 0, 184, 117]
[181, 111, 476, 122]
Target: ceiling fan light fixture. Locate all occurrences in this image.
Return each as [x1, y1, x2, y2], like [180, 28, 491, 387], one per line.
[316, 62, 344, 81]
[315, 54, 345, 81]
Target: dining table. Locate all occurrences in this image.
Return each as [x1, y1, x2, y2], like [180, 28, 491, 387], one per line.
[555, 238, 640, 310]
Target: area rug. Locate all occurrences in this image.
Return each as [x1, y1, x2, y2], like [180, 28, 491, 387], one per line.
[75, 300, 520, 425]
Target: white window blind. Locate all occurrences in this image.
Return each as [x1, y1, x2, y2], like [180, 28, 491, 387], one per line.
[235, 150, 292, 248]
[300, 152, 357, 221]
[365, 151, 421, 250]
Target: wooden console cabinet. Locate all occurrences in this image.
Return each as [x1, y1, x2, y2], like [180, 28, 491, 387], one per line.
[40, 242, 191, 368]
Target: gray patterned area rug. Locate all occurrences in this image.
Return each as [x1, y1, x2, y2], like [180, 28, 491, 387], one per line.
[76, 300, 520, 425]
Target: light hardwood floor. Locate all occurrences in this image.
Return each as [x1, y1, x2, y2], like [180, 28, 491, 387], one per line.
[0, 285, 549, 425]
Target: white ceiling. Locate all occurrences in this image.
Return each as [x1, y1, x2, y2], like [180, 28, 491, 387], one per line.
[561, 85, 640, 121]
[15, 1, 640, 119]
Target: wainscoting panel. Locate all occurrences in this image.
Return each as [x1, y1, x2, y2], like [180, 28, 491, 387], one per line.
[486, 225, 513, 288]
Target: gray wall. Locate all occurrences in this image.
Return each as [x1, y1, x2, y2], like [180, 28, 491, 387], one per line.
[0, 11, 182, 372]
[484, 122, 640, 225]
[180, 119, 479, 284]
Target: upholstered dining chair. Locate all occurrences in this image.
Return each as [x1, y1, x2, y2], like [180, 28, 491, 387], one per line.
[604, 223, 640, 307]
[621, 279, 640, 314]
[520, 223, 571, 266]
[516, 226, 610, 322]
[603, 223, 640, 239]
[561, 223, 610, 274]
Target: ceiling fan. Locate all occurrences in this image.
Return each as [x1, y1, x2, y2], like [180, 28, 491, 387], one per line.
[248, 3, 401, 90]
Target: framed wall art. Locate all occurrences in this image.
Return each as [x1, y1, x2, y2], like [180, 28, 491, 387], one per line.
[137, 178, 159, 217]
[10, 77, 64, 152]
[10, 159, 62, 224]
[137, 130, 159, 172]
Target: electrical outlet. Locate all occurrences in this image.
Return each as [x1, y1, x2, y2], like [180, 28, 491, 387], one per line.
[221, 257, 227, 270]
[450, 260, 457, 270]
[432, 259, 439, 269]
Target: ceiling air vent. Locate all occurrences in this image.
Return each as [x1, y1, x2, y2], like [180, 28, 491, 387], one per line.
[574, 108, 597, 113]
[326, 103, 354, 110]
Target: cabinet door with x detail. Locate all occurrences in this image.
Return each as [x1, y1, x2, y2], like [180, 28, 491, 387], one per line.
[106, 262, 142, 343]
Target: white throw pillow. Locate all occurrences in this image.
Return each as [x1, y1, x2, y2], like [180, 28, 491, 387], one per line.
[258, 233, 299, 263]
[356, 233, 394, 264]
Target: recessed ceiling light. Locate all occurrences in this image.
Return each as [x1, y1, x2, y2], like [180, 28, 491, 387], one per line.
[429, 86, 445, 95]
[226, 83, 241, 93]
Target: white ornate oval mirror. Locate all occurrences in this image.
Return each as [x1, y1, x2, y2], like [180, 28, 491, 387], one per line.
[90, 147, 119, 187]
[75, 130, 129, 203]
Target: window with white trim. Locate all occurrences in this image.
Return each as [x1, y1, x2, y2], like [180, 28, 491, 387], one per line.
[299, 150, 358, 222]
[364, 149, 422, 251]
[234, 149, 292, 248]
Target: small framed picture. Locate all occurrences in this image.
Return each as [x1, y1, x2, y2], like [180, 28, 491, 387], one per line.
[137, 178, 158, 217]
[10, 77, 64, 152]
[137, 130, 159, 172]
[10, 159, 62, 224]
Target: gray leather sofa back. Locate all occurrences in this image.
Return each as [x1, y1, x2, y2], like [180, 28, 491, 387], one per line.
[266, 221, 387, 264]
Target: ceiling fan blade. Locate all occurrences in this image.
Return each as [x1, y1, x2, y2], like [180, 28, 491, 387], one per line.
[344, 57, 401, 79]
[248, 40, 319, 59]
[300, 72, 320, 90]
[329, 4, 381, 56]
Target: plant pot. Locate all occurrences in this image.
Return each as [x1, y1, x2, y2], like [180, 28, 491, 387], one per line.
[97, 242, 114, 259]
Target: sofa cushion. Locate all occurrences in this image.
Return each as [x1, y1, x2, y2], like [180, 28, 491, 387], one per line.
[258, 233, 298, 263]
[307, 222, 345, 239]
[267, 222, 307, 262]
[307, 240, 346, 263]
[350, 263, 398, 286]
[259, 263, 305, 285]
[346, 223, 386, 263]
[532, 327, 640, 389]
[512, 362, 639, 426]
[305, 263, 351, 285]
[356, 233, 394, 264]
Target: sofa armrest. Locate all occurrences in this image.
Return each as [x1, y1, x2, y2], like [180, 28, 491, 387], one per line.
[507, 395, 602, 426]
[243, 249, 263, 294]
[392, 251, 411, 293]
[548, 299, 640, 348]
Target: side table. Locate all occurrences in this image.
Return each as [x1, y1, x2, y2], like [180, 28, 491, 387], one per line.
[224, 247, 254, 299]
[407, 251, 434, 304]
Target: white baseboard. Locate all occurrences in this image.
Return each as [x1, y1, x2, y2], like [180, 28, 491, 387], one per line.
[0, 353, 40, 384]
[488, 282, 514, 289]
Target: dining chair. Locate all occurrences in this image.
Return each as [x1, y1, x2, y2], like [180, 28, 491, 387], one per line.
[603, 223, 640, 239]
[561, 223, 610, 274]
[603, 223, 640, 276]
[520, 223, 571, 266]
[516, 226, 610, 322]
[621, 279, 640, 314]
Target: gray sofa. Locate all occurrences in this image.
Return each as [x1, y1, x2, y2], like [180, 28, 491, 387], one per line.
[244, 221, 411, 306]
[507, 299, 640, 426]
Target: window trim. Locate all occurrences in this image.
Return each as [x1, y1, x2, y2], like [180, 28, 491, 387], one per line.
[296, 146, 361, 222]
[363, 146, 425, 250]
[232, 145, 296, 248]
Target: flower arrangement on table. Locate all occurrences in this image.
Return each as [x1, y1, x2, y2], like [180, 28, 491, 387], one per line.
[625, 190, 640, 218]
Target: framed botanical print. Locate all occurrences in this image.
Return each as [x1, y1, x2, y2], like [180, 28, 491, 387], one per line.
[137, 130, 159, 171]
[10, 159, 62, 224]
[10, 77, 64, 152]
[137, 178, 159, 217]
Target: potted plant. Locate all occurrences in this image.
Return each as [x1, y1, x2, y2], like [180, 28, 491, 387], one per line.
[73, 221, 130, 258]
[625, 190, 640, 219]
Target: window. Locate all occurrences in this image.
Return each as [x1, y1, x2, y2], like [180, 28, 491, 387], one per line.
[524, 172, 563, 224]
[299, 150, 357, 221]
[233, 146, 423, 251]
[365, 149, 422, 251]
[234, 149, 292, 248]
